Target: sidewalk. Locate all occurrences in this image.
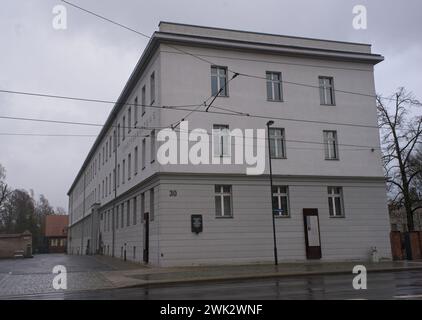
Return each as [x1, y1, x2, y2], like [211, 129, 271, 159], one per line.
[99, 259, 422, 289]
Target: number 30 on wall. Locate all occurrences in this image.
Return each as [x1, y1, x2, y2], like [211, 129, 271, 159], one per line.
[169, 190, 177, 197]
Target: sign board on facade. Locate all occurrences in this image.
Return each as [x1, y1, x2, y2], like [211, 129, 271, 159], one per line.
[191, 215, 203, 234]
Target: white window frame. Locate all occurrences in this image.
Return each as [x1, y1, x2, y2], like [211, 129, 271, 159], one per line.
[211, 66, 228, 97]
[269, 128, 286, 159]
[213, 124, 230, 157]
[319, 76, 335, 105]
[328, 186, 344, 217]
[214, 185, 233, 218]
[150, 72, 155, 105]
[323, 130, 339, 160]
[272, 186, 290, 217]
[266, 71, 283, 101]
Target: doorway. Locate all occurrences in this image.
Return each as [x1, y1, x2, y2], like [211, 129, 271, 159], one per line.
[303, 209, 322, 259]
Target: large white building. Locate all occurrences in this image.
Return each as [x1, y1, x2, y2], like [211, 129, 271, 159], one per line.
[67, 22, 392, 266]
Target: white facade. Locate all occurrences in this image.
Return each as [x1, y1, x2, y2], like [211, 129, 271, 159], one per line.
[67, 22, 391, 266]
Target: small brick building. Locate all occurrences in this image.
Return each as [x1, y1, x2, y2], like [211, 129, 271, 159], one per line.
[44, 215, 69, 253]
[0, 231, 33, 258]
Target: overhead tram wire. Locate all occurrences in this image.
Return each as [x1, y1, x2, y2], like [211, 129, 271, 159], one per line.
[0, 90, 380, 129]
[0, 115, 380, 150]
[60, 0, 421, 107]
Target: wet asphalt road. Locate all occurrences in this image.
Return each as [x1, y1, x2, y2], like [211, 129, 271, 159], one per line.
[5, 269, 422, 300]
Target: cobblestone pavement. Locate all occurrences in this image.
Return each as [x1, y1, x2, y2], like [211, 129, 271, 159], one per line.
[0, 254, 135, 297]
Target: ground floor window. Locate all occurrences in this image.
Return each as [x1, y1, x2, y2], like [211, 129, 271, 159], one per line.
[214, 185, 232, 217]
[272, 186, 290, 217]
[328, 186, 344, 217]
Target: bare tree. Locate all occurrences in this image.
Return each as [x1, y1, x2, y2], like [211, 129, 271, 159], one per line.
[377, 88, 422, 231]
[0, 164, 11, 211]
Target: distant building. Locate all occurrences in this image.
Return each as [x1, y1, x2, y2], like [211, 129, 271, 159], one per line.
[0, 231, 32, 258]
[389, 204, 422, 232]
[44, 215, 69, 253]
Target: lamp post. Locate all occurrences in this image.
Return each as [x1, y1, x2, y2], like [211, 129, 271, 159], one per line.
[266, 120, 278, 265]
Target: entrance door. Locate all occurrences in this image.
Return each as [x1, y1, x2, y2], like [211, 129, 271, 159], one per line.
[303, 209, 322, 259]
[143, 212, 149, 264]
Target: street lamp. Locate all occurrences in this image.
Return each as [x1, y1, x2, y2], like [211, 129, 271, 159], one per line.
[266, 120, 278, 266]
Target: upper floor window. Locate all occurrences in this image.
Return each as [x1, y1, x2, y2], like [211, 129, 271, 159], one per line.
[128, 107, 132, 133]
[122, 116, 126, 140]
[213, 124, 230, 157]
[272, 186, 290, 217]
[122, 159, 126, 184]
[319, 76, 335, 105]
[211, 66, 228, 97]
[133, 197, 137, 225]
[117, 124, 121, 146]
[141, 85, 146, 116]
[215, 185, 232, 218]
[109, 135, 112, 158]
[269, 128, 286, 159]
[142, 138, 146, 169]
[266, 72, 282, 101]
[134, 96, 138, 126]
[150, 72, 155, 105]
[328, 187, 344, 217]
[105, 142, 108, 163]
[128, 153, 132, 180]
[126, 200, 130, 227]
[150, 130, 156, 163]
[134, 146, 138, 175]
[323, 130, 339, 160]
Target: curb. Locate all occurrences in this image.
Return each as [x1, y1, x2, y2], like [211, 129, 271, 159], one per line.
[112, 265, 422, 290]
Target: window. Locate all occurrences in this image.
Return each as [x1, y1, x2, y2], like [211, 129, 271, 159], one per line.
[142, 138, 146, 169]
[150, 188, 155, 221]
[128, 153, 132, 180]
[150, 130, 155, 163]
[122, 159, 126, 184]
[269, 128, 286, 159]
[133, 246, 136, 259]
[127, 200, 130, 227]
[150, 72, 155, 105]
[109, 173, 112, 195]
[117, 124, 121, 146]
[117, 164, 120, 188]
[141, 86, 146, 116]
[328, 187, 344, 217]
[116, 207, 119, 229]
[122, 116, 126, 140]
[266, 72, 282, 101]
[121, 203, 124, 227]
[319, 76, 335, 105]
[272, 186, 290, 217]
[113, 130, 116, 152]
[214, 185, 232, 217]
[105, 142, 108, 163]
[134, 96, 138, 126]
[105, 176, 108, 196]
[213, 124, 230, 157]
[102, 180, 104, 198]
[211, 66, 228, 96]
[102, 147, 104, 165]
[113, 169, 116, 191]
[323, 130, 339, 160]
[133, 197, 137, 225]
[134, 146, 138, 175]
[141, 193, 145, 223]
[128, 107, 132, 133]
[108, 135, 112, 158]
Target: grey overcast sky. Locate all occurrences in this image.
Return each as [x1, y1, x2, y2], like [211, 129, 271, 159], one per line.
[0, 0, 421, 210]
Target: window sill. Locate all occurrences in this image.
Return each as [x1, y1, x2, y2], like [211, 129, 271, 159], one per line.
[329, 215, 345, 219]
[271, 157, 287, 160]
[320, 103, 336, 106]
[274, 215, 290, 219]
[215, 216, 233, 219]
[267, 99, 284, 103]
[325, 158, 340, 161]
